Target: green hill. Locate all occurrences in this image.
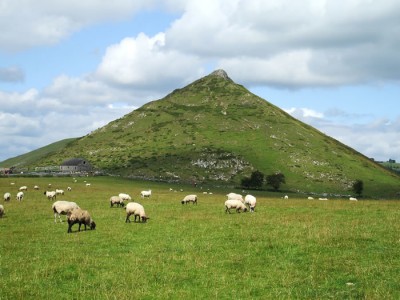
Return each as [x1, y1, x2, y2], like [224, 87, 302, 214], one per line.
[2, 70, 399, 197]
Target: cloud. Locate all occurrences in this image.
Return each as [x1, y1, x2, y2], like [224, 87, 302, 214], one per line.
[0, 66, 24, 82]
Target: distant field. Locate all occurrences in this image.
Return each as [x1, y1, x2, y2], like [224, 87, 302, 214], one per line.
[1, 176, 399, 299]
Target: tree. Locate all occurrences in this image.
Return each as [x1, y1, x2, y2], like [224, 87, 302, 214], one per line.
[352, 179, 364, 196]
[241, 170, 264, 189]
[266, 172, 286, 191]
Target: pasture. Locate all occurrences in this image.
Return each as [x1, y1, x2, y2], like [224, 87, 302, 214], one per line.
[1, 176, 399, 299]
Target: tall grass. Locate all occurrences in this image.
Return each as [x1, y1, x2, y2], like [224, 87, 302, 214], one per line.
[1, 176, 399, 299]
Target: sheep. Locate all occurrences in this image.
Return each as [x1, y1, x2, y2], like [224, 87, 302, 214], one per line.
[349, 197, 358, 201]
[125, 202, 149, 223]
[86, 183, 91, 187]
[244, 194, 257, 212]
[284, 195, 289, 199]
[55, 189, 64, 195]
[67, 187, 72, 191]
[34, 185, 40, 190]
[307, 197, 314, 200]
[16, 191, 24, 201]
[225, 199, 248, 213]
[52, 200, 80, 223]
[4, 192, 11, 202]
[140, 190, 152, 198]
[226, 192, 244, 202]
[0, 204, 4, 217]
[110, 196, 125, 208]
[44, 191, 57, 201]
[318, 198, 328, 201]
[119, 193, 132, 201]
[19, 186, 28, 191]
[67, 208, 96, 233]
[181, 194, 197, 205]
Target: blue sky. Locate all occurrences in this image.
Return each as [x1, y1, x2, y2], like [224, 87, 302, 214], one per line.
[1, 0, 399, 163]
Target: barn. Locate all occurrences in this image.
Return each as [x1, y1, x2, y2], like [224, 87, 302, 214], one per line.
[60, 158, 92, 173]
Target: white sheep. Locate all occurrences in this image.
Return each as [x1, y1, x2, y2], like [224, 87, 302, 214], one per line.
[181, 194, 197, 205]
[67, 208, 96, 233]
[307, 197, 314, 200]
[125, 202, 149, 223]
[284, 195, 289, 199]
[44, 191, 57, 201]
[34, 185, 40, 190]
[52, 200, 80, 223]
[119, 193, 132, 201]
[55, 189, 64, 195]
[110, 196, 125, 208]
[67, 187, 72, 191]
[349, 197, 358, 201]
[318, 198, 328, 201]
[244, 194, 257, 212]
[225, 199, 248, 213]
[4, 192, 11, 202]
[226, 192, 244, 202]
[16, 191, 24, 201]
[19, 186, 28, 191]
[140, 190, 152, 198]
[0, 204, 4, 217]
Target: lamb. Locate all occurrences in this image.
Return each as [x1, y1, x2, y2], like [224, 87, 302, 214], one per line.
[226, 192, 244, 202]
[16, 191, 24, 201]
[244, 194, 257, 212]
[181, 194, 197, 205]
[19, 186, 28, 191]
[349, 197, 358, 201]
[110, 195, 125, 208]
[225, 199, 248, 213]
[125, 202, 149, 223]
[4, 192, 11, 202]
[44, 191, 57, 201]
[0, 204, 4, 217]
[140, 190, 152, 198]
[67, 208, 96, 233]
[52, 200, 80, 223]
[55, 189, 64, 195]
[119, 193, 132, 201]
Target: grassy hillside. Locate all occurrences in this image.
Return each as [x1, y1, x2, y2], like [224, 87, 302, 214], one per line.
[2, 70, 399, 197]
[0, 138, 77, 169]
[1, 177, 400, 299]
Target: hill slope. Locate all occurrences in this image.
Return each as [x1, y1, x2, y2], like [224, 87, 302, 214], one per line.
[5, 70, 399, 196]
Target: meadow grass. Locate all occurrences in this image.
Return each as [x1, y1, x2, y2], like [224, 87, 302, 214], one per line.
[0, 176, 399, 299]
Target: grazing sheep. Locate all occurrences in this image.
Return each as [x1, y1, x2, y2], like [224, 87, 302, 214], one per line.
[110, 196, 125, 208]
[181, 194, 197, 205]
[244, 194, 257, 212]
[44, 191, 57, 201]
[4, 192, 11, 202]
[225, 199, 248, 213]
[140, 190, 152, 198]
[86, 183, 91, 186]
[52, 200, 80, 223]
[226, 192, 244, 202]
[19, 186, 28, 191]
[34, 185, 40, 190]
[318, 198, 328, 201]
[67, 208, 96, 233]
[125, 202, 149, 223]
[16, 191, 24, 201]
[0, 204, 4, 217]
[349, 197, 358, 201]
[67, 187, 72, 191]
[55, 189, 64, 195]
[119, 193, 132, 201]
[284, 195, 289, 199]
[307, 197, 314, 200]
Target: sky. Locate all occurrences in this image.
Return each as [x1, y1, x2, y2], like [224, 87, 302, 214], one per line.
[1, 0, 399, 163]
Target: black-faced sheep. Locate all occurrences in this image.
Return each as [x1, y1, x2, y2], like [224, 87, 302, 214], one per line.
[110, 196, 125, 208]
[19, 186, 28, 191]
[67, 208, 96, 233]
[225, 199, 248, 213]
[244, 194, 256, 212]
[181, 194, 197, 205]
[16, 191, 24, 201]
[44, 191, 57, 201]
[52, 200, 80, 223]
[125, 202, 149, 223]
[4, 192, 11, 202]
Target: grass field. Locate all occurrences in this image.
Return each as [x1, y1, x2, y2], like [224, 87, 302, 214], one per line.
[1, 176, 399, 299]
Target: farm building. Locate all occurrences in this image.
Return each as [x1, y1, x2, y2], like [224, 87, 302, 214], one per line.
[60, 158, 92, 173]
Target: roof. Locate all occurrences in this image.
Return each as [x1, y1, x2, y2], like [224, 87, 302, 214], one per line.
[61, 158, 89, 166]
